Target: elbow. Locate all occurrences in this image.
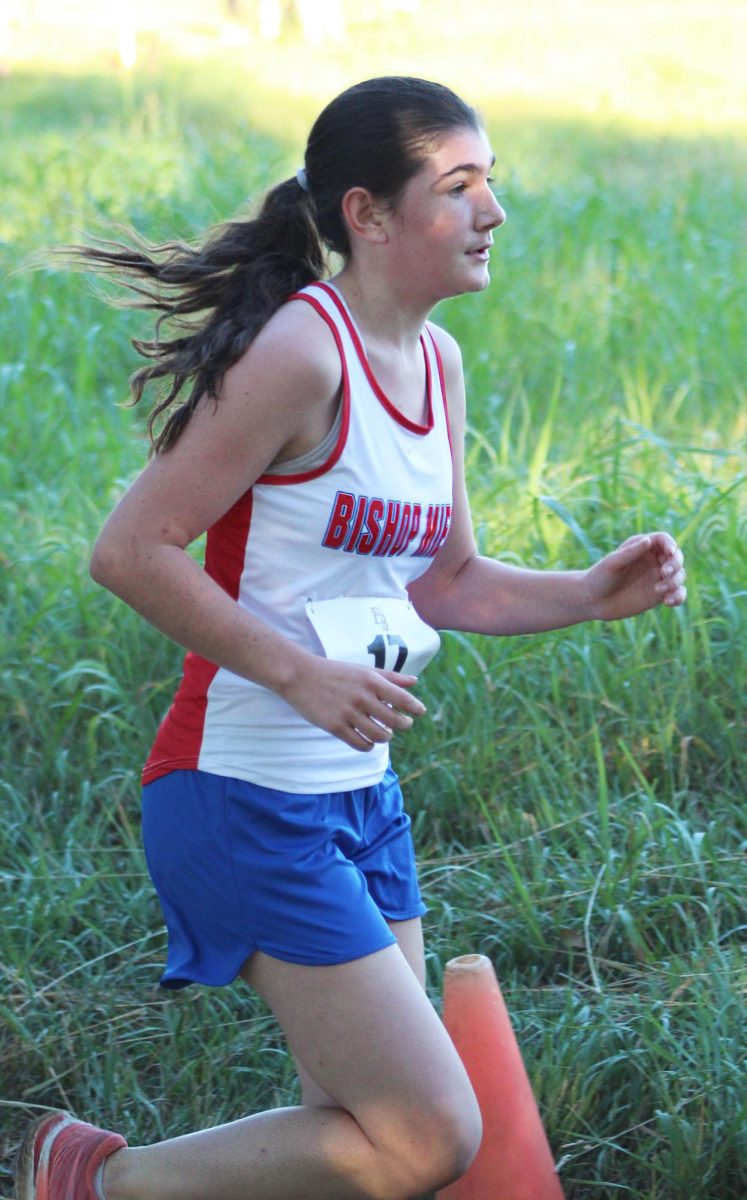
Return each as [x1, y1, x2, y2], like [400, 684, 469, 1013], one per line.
[90, 525, 172, 602]
[89, 537, 113, 589]
[89, 532, 128, 594]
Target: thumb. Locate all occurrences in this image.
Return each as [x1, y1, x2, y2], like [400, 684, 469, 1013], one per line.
[606, 534, 652, 571]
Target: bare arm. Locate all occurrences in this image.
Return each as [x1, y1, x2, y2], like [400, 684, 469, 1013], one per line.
[91, 302, 425, 750]
[408, 328, 686, 634]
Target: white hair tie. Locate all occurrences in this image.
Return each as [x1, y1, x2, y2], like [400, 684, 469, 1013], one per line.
[295, 167, 309, 193]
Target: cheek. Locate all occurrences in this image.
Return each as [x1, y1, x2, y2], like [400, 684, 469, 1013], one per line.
[397, 206, 456, 247]
[428, 211, 461, 240]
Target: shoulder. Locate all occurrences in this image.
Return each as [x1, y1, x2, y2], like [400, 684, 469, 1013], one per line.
[209, 288, 343, 436]
[425, 321, 463, 374]
[173, 288, 343, 472]
[233, 289, 342, 393]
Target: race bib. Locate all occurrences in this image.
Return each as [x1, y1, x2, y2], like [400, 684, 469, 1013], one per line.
[305, 596, 441, 675]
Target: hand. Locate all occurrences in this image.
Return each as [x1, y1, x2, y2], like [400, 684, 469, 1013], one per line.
[583, 532, 687, 622]
[280, 656, 426, 752]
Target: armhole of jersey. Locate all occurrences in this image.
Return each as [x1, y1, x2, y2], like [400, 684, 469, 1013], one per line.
[424, 324, 453, 455]
[257, 291, 351, 486]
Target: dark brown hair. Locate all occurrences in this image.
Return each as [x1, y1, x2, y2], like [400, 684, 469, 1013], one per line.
[68, 77, 479, 452]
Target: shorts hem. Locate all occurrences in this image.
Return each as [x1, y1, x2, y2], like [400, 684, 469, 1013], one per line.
[158, 933, 400, 987]
[377, 903, 428, 923]
[159, 940, 257, 990]
[251, 935, 398, 968]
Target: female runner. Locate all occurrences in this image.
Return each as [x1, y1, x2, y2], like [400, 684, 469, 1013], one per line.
[16, 76, 686, 1200]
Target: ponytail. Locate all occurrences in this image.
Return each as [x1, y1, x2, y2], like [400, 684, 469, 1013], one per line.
[67, 77, 478, 453]
[66, 176, 324, 453]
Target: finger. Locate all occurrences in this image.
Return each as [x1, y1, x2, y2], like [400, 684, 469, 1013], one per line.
[663, 585, 687, 606]
[656, 564, 686, 592]
[373, 702, 416, 732]
[655, 558, 686, 593]
[336, 717, 386, 751]
[377, 678, 427, 717]
[352, 715, 395, 745]
[660, 549, 685, 576]
[648, 531, 681, 561]
[379, 670, 419, 687]
[345, 728, 377, 752]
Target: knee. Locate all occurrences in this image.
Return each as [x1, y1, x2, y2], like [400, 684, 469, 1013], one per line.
[377, 1092, 483, 1199]
[417, 1098, 482, 1194]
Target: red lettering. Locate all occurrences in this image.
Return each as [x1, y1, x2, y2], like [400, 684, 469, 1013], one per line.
[392, 503, 421, 555]
[374, 500, 402, 557]
[414, 504, 452, 557]
[343, 495, 368, 552]
[322, 491, 356, 550]
[435, 504, 452, 554]
[323, 495, 447, 558]
[414, 504, 441, 556]
[357, 497, 386, 555]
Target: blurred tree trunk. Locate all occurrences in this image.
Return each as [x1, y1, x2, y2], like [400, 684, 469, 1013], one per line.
[257, 0, 345, 42]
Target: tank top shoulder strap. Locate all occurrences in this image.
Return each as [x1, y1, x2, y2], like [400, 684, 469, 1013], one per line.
[288, 283, 451, 446]
[422, 322, 452, 450]
[287, 281, 361, 368]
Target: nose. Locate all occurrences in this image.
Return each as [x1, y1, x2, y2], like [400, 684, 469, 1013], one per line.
[483, 194, 506, 230]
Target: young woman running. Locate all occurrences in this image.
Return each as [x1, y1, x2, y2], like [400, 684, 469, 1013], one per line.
[16, 76, 686, 1200]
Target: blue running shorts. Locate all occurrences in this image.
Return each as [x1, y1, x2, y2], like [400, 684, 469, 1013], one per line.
[141, 766, 427, 989]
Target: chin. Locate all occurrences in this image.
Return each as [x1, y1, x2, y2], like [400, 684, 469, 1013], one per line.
[463, 269, 491, 294]
[440, 271, 491, 302]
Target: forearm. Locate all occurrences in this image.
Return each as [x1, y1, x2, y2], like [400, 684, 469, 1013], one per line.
[90, 539, 312, 696]
[91, 536, 428, 750]
[414, 553, 594, 636]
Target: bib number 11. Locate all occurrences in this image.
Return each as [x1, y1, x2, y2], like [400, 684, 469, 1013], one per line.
[367, 633, 408, 673]
[305, 595, 440, 676]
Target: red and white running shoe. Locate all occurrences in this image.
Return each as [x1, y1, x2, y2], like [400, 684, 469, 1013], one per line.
[15, 1109, 127, 1200]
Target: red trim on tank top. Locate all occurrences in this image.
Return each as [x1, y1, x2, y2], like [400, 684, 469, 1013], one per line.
[424, 324, 453, 454]
[257, 293, 351, 487]
[315, 282, 434, 436]
[141, 491, 254, 786]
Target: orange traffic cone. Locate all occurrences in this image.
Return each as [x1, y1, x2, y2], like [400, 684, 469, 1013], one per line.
[437, 954, 564, 1199]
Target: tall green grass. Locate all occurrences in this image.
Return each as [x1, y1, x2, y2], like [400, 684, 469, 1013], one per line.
[1, 64, 745, 1199]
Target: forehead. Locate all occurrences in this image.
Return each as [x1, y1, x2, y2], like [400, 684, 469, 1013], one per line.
[421, 125, 495, 179]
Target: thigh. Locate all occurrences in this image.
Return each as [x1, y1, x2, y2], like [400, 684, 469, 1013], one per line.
[388, 916, 426, 988]
[240, 937, 477, 1152]
[290, 917, 426, 1107]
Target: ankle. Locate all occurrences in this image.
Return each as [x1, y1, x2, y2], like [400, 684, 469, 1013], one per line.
[101, 1146, 138, 1200]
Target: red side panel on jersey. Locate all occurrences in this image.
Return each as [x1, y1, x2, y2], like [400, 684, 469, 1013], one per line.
[141, 490, 254, 786]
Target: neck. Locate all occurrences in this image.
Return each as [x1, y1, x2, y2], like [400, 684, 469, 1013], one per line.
[330, 261, 431, 351]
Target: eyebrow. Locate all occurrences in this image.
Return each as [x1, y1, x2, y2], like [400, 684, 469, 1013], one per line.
[437, 155, 496, 181]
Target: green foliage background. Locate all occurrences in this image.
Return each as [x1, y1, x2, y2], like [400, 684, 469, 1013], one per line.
[1, 6, 746, 1196]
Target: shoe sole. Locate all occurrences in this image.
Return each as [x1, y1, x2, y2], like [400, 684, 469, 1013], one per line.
[14, 1111, 75, 1200]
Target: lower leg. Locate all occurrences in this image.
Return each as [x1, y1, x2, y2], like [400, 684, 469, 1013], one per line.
[105, 940, 480, 1200]
[103, 1105, 388, 1200]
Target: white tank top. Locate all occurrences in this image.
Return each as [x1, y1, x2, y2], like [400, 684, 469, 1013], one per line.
[143, 282, 454, 792]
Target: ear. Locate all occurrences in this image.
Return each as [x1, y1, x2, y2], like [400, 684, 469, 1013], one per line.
[340, 186, 390, 245]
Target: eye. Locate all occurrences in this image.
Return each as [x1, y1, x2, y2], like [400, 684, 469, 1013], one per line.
[449, 182, 468, 196]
